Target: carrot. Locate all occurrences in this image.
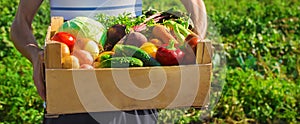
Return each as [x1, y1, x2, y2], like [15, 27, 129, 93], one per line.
[152, 24, 179, 44]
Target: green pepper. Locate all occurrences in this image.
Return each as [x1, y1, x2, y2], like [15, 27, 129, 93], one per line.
[163, 20, 191, 44]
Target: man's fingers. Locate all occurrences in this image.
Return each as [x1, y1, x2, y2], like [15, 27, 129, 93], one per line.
[39, 60, 46, 101]
[33, 64, 46, 101]
[39, 51, 46, 101]
[33, 51, 46, 101]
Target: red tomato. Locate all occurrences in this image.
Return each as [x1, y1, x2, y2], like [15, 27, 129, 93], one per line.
[51, 32, 76, 51]
[188, 37, 200, 53]
[186, 36, 200, 54]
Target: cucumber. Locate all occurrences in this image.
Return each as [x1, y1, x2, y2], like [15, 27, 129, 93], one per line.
[113, 44, 161, 66]
[98, 51, 113, 62]
[99, 57, 143, 68]
[99, 54, 112, 62]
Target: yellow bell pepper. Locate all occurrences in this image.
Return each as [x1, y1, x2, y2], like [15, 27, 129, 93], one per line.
[140, 42, 158, 59]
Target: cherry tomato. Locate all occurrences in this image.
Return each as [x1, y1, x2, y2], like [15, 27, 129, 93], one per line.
[188, 37, 199, 52]
[51, 32, 76, 51]
[185, 35, 200, 54]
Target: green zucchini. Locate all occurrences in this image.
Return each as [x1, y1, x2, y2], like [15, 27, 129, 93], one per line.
[113, 44, 161, 66]
[99, 57, 143, 68]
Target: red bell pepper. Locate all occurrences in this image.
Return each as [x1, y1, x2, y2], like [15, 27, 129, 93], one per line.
[156, 40, 185, 66]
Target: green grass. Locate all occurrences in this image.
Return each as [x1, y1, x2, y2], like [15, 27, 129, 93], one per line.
[0, 0, 299, 123]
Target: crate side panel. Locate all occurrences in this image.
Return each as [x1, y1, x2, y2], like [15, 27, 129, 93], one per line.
[46, 64, 211, 114]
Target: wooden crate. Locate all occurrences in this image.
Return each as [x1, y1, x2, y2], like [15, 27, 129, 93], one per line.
[44, 17, 213, 115]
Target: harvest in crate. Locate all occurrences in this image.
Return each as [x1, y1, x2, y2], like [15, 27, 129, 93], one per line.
[45, 10, 211, 114]
[50, 10, 202, 69]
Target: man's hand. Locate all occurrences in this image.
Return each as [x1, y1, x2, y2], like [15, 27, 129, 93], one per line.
[33, 50, 46, 101]
[180, 0, 207, 39]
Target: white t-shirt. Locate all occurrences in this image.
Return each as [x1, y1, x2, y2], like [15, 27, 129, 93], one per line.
[50, 0, 142, 20]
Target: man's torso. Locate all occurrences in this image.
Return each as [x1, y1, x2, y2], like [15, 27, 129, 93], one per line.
[50, 0, 142, 20]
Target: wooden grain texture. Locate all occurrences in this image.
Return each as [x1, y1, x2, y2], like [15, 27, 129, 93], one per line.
[45, 17, 64, 69]
[196, 41, 212, 64]
[45, 26, 51, 44]
[46, 64, 212, 115]
[45, 42, 62, 69]
[50, 16, 64, 36]
[202, 41, 212, 64]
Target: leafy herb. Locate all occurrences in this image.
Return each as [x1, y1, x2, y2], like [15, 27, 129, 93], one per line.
[95, 9, 190, 33]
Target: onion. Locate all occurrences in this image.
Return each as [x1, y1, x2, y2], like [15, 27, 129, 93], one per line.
[51, 41, 70, 58]
[80, 64, 94, 69]
[75, 38, 102, 60]
[72, 49, 94, 65]
[62, 55, 80, 69]
[60, 42, 70, 58]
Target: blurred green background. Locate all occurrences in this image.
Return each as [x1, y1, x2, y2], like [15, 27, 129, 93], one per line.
[0, 0, 299, 123]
